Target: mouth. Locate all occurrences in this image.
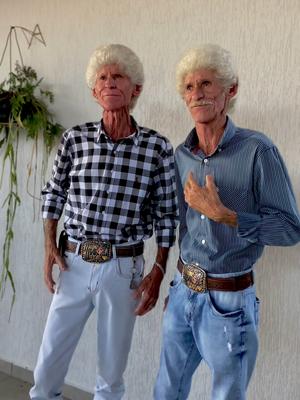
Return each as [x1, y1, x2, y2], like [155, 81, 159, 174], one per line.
[192, 101, 213, 108]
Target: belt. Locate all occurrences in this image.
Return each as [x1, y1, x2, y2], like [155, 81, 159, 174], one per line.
[65, 239, 144, 263]
[177, 259, 254, 293]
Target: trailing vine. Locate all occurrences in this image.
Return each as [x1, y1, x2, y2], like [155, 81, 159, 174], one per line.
[0, 27, 63, 309]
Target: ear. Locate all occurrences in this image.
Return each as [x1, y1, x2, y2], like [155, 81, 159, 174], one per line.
[132, 84, 143, 98]
[92, 88, 97, 99]
[227, 83, 238, 99]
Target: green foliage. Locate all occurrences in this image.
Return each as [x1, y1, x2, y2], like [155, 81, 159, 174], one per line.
[0, 63, 63, 306]
[0, 63, 63, 146]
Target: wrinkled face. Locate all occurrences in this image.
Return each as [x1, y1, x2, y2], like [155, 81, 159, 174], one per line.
[183, 68, 237, 125]
[92, 64, 139, 111]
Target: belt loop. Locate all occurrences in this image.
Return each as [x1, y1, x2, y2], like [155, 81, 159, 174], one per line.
[75, 242, 81, 255]
[112, 245, 117, 259]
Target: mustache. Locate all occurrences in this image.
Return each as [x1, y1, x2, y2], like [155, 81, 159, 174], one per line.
[191, 100, 214, 107]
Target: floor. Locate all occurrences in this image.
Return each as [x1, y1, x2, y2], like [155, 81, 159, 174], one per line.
[0, 371, 69, 400]
[0, 371, 32, 400]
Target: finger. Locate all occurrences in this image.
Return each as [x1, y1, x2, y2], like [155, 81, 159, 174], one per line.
[135, 301, 156, 316]
[44, 273, 55, 293]
[134, 293, 153, 315]
[188, 171, 197, 184]
[134, 299, 148, 315]
[133, 277, 148, 299]
[206, 175, 219, 193]
[185, 172, 194, 188]
[205, 174, 215, 186]
[55, 253, 68, 271]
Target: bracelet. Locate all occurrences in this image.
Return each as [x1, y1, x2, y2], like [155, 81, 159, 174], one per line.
[154, 261, 165, 276]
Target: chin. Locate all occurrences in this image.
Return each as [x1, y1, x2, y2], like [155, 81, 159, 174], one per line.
[193, 114, 216, 124]
[102, 102, 125, 111]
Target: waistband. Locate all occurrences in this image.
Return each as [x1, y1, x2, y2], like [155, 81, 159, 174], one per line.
[177, 259, 254, 292]
[65, 239, 143, 263]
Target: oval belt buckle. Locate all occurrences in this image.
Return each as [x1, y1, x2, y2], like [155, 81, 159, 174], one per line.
[183, 262, 207, 293]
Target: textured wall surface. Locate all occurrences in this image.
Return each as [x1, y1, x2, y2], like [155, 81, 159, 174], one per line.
[0, 1, 299, 399]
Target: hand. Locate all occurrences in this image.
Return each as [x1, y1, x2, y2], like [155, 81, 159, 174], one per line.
[134, 266, 163, 316]
[184, 172, 237, 226]
[44, 243, 67, 293]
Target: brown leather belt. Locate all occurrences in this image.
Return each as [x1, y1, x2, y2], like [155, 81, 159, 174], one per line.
[177, 259, 253, 293]
[65, 240, 144, 263]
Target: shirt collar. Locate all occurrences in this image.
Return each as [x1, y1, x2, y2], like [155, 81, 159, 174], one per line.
[184, 116, 237, 152]
[98, 116, 140, 146]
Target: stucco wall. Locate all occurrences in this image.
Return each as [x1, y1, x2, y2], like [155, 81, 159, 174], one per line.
[0, 1, 299, 399]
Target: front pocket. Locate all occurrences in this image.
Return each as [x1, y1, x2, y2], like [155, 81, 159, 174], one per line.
[206, 290, 244, 319]
[169, 272, 182, 290]
[115, 255, 144, 280]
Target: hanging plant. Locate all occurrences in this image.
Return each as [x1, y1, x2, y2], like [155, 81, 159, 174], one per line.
[0, 26, 63, 310]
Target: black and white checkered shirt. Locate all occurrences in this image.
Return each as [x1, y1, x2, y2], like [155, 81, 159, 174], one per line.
[42, 119, 178, 247]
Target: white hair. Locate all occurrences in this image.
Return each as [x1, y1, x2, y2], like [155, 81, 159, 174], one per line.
[86, 44, 144, 109]
[176, 44, 238, 111]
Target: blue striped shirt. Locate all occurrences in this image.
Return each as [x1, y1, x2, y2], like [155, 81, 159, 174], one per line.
[175, 117, 300, 274]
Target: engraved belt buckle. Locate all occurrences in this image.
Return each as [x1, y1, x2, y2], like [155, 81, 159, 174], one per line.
[81, 240, 112, 263]
[182, 262, 207, 293]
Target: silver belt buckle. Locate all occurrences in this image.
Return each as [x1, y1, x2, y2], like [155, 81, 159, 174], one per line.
[182, 262, 207, 293]
[81, 240, 112, 263]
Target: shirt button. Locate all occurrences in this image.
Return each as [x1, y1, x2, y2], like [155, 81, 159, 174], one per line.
[204, 158, 208, 164]
[218, 148, 222, 152]
[201, 239, 206, 245]
[201, 214, 205, 220]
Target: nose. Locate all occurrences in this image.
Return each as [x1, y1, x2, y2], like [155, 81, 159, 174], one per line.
[105, 76, 116, 88]
[192, 85, 204, 100]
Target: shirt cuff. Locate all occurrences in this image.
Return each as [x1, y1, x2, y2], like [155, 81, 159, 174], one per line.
[42, 201, 64, 220]
[156, 228, 176, 248]
[237, 212, 261, 243]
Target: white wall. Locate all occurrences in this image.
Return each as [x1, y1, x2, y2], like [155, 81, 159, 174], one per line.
[0, 1, 300, 399]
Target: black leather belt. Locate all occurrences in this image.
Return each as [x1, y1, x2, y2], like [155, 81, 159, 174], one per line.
[177, 259, 254, 293]
[65, 240, 144, 263]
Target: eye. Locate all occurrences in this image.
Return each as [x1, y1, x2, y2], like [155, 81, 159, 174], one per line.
[112, 74, 123, 80]
[202, 80, 211, 87]
[185, 84, 193, 92]
[98, 74, 106, 80]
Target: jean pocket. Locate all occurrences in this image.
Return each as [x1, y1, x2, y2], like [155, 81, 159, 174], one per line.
[254, 297, 260, 326]
[64, 250, 76, 264]
[115, 255, 145, 280]
[206, 290, 244, 319]
[169, 272, 182, 290]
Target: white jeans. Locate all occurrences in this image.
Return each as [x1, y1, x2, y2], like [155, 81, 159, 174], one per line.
[30, 249, 144, 400]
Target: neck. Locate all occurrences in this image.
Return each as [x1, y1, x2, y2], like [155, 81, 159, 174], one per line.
[102, 107, 133, 141]
[195, 116, 227, 156]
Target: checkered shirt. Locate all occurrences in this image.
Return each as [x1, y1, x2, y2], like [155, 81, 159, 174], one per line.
[41, 119, 178, 247]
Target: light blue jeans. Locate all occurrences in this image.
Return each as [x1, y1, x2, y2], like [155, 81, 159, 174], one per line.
[30, 249, 144, 400]
[154, 269, 260, 400]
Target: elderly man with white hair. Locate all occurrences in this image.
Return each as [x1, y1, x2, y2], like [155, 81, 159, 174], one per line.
[154, 44, 300, 400]
[29, 44, 177, 400]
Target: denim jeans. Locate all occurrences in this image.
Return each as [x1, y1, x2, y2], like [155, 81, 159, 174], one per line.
[30, 249, 144, 400]
[154, 269, 260, 400]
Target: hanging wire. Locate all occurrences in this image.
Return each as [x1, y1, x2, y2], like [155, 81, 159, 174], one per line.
[13, 27, 24, 67]
[0, 25, 46, 72]
[0, 30, 11, 67]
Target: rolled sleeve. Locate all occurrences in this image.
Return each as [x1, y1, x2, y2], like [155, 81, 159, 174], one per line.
[41, 130, 72, 220]
[151, 141, 178, 247]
